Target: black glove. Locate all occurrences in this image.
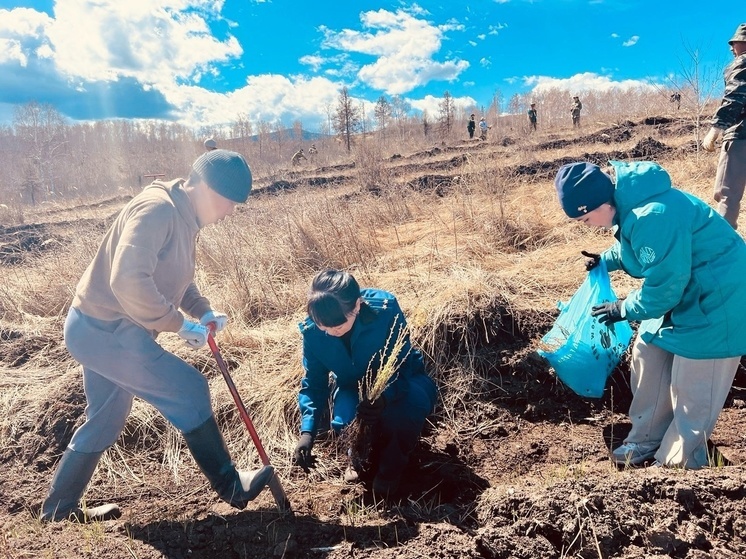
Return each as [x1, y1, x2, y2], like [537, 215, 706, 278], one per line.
[356, 396, 386, 424]
[591, 300, 625, 324]
[293, 432, 315, 473]
[581, 250, 601, 271]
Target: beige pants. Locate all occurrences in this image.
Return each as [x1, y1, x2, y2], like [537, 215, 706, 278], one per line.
[714, 139, 746, 230]
[625, 338, 739, 469]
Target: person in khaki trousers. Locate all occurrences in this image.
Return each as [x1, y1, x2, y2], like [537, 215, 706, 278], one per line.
[554, 160, 746, 469]
[702, 23, 746, 229]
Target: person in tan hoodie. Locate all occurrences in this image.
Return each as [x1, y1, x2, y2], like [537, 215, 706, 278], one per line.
[40, 150, 274, 523]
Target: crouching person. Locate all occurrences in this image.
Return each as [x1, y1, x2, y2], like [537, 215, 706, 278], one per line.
[293, 270, 437, 497]
[41, 150, 273, 522]
[554, 160, 746, 469]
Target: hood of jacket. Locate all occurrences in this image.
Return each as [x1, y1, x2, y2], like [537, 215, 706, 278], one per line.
[610, 160, 672, 222]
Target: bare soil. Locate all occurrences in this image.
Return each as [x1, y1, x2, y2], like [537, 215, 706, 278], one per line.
[2, 119, 746, 559]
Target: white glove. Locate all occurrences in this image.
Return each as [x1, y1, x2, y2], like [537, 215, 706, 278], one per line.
[177, 318, 209, 349]
[702, 127, 722, 152]
[199, 310, 228, 333]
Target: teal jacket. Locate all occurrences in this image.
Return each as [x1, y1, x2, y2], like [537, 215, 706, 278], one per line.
[601, 160, 746, 359]
[297, 288, 429, 435]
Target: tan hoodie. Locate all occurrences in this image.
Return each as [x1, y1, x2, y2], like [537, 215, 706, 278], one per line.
[72, 179, 211, 333]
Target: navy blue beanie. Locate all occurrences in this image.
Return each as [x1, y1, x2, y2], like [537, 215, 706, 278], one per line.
[554, 162, 614, 218]
[192, 150, 252, 203]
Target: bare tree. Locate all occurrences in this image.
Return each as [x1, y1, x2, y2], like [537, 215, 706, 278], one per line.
[333, 86, 362, 152]
[374, 95, 392, 137]
[674, 41, 722, 155]
[422, 110, 431, 138]
[390, 94, 411, 139]
[13, 102, 67, 203]
[438, 91, 455, 138]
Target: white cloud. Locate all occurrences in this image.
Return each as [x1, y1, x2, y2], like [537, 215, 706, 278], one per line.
[162, 74, 344, 130]
[477, 34, 486, 40]
[0, 3, 468, 129]
[524, 72, 658, 95]
[441, 19, 465, 32]
[299, 55, 325, 71]
[0, 8, 54, 66]
[488, 23, 506, 35]
[321, 8, 468, 94]
[408, 93, 477, 117]
[622, 35, 639, 47]
[610, 33, 619, 38]
[45, 0, 243, 86]
[469, 40, 477, 47]
[480, 57, 491, 67]
[0, 38, 26, 66]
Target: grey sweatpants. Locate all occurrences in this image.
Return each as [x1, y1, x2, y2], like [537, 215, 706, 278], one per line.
[625, 337, 739, 469]
[64, 307, 213, 453]
[714, 139, 746, 229]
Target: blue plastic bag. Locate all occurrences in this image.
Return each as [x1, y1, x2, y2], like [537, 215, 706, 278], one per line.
[537, 260, 634, 398]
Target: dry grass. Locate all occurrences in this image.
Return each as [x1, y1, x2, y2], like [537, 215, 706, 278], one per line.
[0, 116, 739, 520]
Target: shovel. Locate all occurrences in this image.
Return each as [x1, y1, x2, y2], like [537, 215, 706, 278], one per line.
[206, 327, 293, 516]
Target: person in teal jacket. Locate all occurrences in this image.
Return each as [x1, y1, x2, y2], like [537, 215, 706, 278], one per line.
[293, 270, 437, 496]
[554, 160, 746, 469]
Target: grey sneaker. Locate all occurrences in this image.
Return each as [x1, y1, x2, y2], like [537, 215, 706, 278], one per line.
[612, 441, 660, 466]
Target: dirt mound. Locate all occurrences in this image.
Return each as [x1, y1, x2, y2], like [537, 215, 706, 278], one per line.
[257, 175, 350, 195]
[585, 125, 633, 144]
[641, 116, 674, 126]
[0, 224, 60, 264]
[627, 137, 671, 159]
[407, 174, 461, 196]
[538, 122, 637, 151]
[476, 470, 746, 558]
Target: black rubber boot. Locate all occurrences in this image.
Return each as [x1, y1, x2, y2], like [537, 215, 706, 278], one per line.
[40, 448, 121, 523]
[183, 416, 273, 510]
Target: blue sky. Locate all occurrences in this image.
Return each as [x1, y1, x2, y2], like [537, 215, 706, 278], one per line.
[0, 1, 739, 132]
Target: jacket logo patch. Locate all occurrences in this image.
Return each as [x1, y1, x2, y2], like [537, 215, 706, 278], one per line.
[639, 246, 656, 264]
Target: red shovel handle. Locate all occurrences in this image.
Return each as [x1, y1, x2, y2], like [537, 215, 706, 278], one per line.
[206, 325, 292, 514]
[206, 333, 271, 464]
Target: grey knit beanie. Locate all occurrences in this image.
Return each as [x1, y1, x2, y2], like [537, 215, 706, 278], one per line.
[192, 150, 252, 203]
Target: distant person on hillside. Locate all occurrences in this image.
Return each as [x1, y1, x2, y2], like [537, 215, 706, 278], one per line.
[308, 143, 318, 161]
[527, 103, 538, 132]
[478, 117, 489, 140]
[571, 96, 582, 128]
[554, 160, 746, 470]
[293, 269, 437, 498]
[670, 92, 682, 111]
[467, 113, 476, 139]
[40, 150, 273, 523]
[291, 148, 307, 166]
[702, 23, 746, 229]
[204, 138, 218, 151]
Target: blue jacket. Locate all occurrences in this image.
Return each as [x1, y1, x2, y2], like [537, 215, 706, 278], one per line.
[601, 160, 746, 359]
[297, 288, 427, 435]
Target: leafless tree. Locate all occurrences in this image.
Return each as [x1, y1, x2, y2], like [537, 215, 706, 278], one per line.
[438, 91, 455, 137]
[374, 95, 392, 138]
[333, 86, 362, 152]
[390, 94, 411, 139]
[13, 102, 67, 203]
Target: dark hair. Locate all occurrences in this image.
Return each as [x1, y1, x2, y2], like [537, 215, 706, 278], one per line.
[307, 269, 361, 327]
